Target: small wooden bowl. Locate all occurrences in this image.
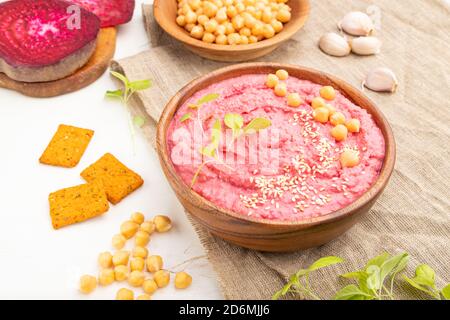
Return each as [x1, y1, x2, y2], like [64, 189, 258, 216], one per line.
[157, 63, 396, 252]
[153, 0, 310, 62]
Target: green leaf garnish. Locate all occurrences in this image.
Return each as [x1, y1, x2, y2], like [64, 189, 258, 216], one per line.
[243, 117, 272, 134]
[308, 256, 344, 272]
[128, 79, 152, 91]
[441, 284, 450, 300]
[180, 113, 192, 122]
[133, 115, 145, 128]
[196, 93, 220, 105]
[106, 71, 152, 153]
[224, 113, 244, 139]
[334, 285, 374, 300]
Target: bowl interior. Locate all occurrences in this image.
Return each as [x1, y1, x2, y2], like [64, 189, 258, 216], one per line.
[157, 63, 396, 228]
[154, 0, 310, 51]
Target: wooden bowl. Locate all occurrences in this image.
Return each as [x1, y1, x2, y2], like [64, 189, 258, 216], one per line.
[153, 0, 310, 62]
[156, 62, 396, 252]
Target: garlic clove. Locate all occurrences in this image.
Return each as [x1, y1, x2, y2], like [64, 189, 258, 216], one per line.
[338, 11, 374, 36]
[363, 67, 398, 93]
[319, 32, 351, 57]
[351, 36, 382, 55]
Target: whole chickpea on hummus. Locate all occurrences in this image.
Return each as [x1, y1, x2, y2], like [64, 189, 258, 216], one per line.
[167, 70, 385, 221]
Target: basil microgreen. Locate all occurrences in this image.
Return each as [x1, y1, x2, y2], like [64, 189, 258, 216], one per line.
[272, 256, 343, 300]
[403, 264, 448, 300]
[189, 93, 220, 109]
[243, 117, 272, 134]
[180, 113, 192, 122]
[106, 71, 152, 152]
[133, 115, 145, 128]
[224, 113, 244, 139]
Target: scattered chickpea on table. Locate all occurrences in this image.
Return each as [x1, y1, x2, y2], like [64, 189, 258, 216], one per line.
[176, 0, 292, 45]
[79, 213, 192, 300]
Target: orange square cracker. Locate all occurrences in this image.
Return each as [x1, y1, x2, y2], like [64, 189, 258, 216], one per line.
[49, 182, 109, 229]
[80, 153, 144, 204]
[39, 124, 94, 168]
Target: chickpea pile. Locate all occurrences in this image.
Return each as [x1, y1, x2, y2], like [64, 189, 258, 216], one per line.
[176, 0, 292, 45]
[79, 212, 193, 300]
[265, 71, 362, 168]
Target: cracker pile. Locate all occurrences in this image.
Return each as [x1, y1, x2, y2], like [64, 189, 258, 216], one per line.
[41, 124, 144, 229]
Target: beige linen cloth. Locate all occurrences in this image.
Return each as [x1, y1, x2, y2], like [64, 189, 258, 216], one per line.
[111, 0, 450, 299]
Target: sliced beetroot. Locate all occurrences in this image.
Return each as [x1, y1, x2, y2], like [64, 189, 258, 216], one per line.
[68, 0, 135, 27]
[0, 0, 100, 82]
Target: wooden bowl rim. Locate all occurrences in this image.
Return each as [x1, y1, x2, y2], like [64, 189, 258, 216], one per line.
[157, 62, 396, 228]
[153, 0, 310, 53]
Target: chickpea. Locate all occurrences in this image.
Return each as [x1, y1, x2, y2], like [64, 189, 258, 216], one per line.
[275, 69, 289, 80]
[215, 24, 227, 35]
[235, 2, 245, 13]
[112, 250, 130, 266]
[142, 279, 158, 295]
[98, 268, 115, 286]
[130, 257, 146, 272]
[287, 93, 303, 108]
[205, 19, 219, 33]
[133, 246, 148, 259]
[227, 6, 238, 18]
[200, 32, 214, 43]
[232, 15, 245, 30]
[239, 27, 251, 36]
[116, 288, 134, 300]
[147, 255, 164, 273]
[215, 34, 228, 44]
[340, 150, 360, 168]
[271, 19, 283, 33]
[331, 124, 348, 142]
[224, 22, 235, 35]
[185, 10, 198, 24]
[249, 35, 258, 43]
[112, 234, 126, 250]
[134, 231, 150, 247]
[139, 221, 155, 235]
[216, 7, 228, 23]
[311, 97, 326, 109]
[244, 15, 257, 29]
[79, 275, 97, 294]
[262, 8, 273, 23]
[181, 4, 191, 16]
[154, 215, 172, 233]
[251, 21, 264, 37]
[98, 252, 113, 269]
[128, 271, 145, 287]
[346, 119, 361, 133]
[120, 221, 139, 239]
[274, 83, 287, 97]
[131, 212, 145, 225]
[277, 9, 291, 23]
[227, 33, 240, 45]
[176, 15, 186, 27]
[114, 265, 129, 281]
[175, 272, 193, 289]
[313, 107, 330, 123]
[188, 0, 201, 10]
[330, 112, 346, 126]
[240, 35, 249, 44]
[320, 86, 336, 101]
[185, 23, 196, 32]
[324, 104, 336, 116]
[190, 25, 204, 39]
[154, 270, 171, 288]
[137, 294, 152, 300]
[266, 74, 279, 88]
[262, 24, 275, 38]
[203, 2, 218, 18]
[197, 14, 209, 26]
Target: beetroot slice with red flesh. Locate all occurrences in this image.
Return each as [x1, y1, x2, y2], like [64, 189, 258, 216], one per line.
[0, 0, 100, 83]
[68, 0, 135, 27]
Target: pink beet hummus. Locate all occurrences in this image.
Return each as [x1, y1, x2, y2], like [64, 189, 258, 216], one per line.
[167, 74, 385, 221]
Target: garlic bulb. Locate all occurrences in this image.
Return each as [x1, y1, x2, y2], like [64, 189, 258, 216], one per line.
[363, 67, 398, 93]
[319, 32, 351, 57]
[351, 36, 382, 55]
[338, 11, 374, 36]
